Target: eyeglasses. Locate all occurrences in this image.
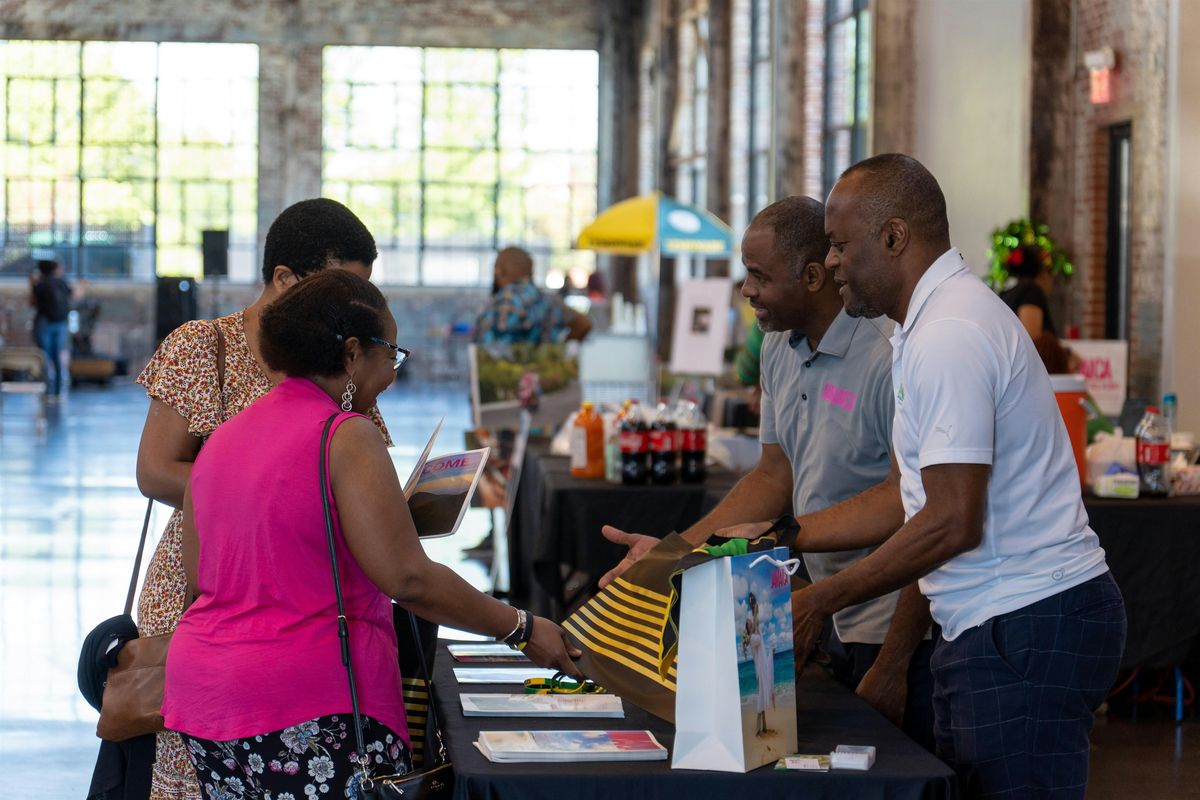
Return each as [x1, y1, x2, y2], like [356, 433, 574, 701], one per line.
[369, 337, 411, 371]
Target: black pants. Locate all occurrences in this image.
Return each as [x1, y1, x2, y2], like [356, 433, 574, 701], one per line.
[180, 714, 411, 800]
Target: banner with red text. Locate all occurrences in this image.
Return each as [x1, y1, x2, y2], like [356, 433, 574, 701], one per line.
[1071, 340, 1128, 416]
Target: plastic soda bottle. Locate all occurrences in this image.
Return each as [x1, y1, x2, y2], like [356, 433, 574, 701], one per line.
[1135, 405, 1171, 496]
[570, 402, 605, 479]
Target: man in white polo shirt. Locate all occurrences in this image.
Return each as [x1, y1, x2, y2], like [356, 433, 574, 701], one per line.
[768, 153, 1123, 796]
[729, 155, 1125, 798]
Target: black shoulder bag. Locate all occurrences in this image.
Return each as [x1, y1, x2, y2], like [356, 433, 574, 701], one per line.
[318, 414, 455, 799]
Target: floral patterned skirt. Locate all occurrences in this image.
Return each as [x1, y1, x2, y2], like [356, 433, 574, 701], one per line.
[179, 715, 411, 800]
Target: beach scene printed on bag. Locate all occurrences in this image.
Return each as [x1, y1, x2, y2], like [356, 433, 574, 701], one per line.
[732, 548, 797, 767]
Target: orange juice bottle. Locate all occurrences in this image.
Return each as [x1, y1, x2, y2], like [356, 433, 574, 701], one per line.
[570, 402, 606, 479]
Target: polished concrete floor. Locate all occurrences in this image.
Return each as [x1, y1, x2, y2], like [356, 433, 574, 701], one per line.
[1, 382, 1197, 798]
[0, 380, 490, 799]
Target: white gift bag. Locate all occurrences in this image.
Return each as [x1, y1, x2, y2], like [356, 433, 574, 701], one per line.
[671, 547, 798, 772]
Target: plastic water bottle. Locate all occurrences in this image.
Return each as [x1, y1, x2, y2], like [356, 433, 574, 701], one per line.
[1135, 406, 1171, 496]
[1162, 392, 1178, 435]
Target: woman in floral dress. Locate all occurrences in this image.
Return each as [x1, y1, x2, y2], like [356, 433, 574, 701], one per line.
[134, 199, 386, 800]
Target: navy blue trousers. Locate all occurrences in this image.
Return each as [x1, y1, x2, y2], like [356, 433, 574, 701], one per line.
[930, 572, 1126, 799]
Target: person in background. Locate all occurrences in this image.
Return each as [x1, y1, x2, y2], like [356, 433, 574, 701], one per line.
[474, 246, 592, 344]
[134, 198, 388, 800]
[29, 259, 73, 397]
[999, 242, 1081, 373]
[166, 269, 579, 800]
[734, 317, 764, 415]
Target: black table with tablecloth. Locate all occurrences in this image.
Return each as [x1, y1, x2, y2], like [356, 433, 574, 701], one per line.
[506, 444, 1200, 669]
[1084, 494, 1200, 668]
[433, 643, 958, 800]
[507, 444, 741, 617]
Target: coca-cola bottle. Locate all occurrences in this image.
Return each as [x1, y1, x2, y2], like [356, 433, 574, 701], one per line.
[619, 399, 650, 485]
[678, 400, 707, 484]
[1135, 405, 1171, 496]
[649, 399, 679, 486]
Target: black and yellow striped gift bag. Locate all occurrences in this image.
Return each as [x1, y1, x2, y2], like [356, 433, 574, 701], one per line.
[561, 532, 695, 722]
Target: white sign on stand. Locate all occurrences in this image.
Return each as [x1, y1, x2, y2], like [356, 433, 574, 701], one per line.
[669, 278, 732, 377]
[1070, 339, 1128, 416]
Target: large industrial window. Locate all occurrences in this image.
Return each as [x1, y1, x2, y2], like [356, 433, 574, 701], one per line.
[0, 41, 258, 280]
[672, 11, 709, 281]
[323, 47, 598, 287]
[822, 0, 870, 195]
[730, 0, 774, 241]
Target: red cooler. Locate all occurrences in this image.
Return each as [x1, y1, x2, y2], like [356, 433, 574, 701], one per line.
[1050, 374, 1088, 489]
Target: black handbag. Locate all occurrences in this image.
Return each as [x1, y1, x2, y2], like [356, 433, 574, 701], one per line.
[318, 415, 455, 799]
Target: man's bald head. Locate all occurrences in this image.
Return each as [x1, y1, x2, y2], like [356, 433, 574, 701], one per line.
[838, 153, 950, 246]
[494, 246, 534, 288]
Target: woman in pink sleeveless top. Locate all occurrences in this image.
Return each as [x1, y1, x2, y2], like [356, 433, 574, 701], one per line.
[163, 269, 580, 800]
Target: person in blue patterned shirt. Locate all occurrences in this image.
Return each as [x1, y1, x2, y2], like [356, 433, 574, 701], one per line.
[474, 247, 592, 344]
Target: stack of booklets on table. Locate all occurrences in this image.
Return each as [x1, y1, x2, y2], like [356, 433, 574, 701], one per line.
[447, 643, 530, 663]
[475, 730, 668, 763]
[461, 693, 624, 718]
[453, 667, 558, 684]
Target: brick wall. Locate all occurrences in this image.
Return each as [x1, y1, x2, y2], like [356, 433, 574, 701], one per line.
[1031, 0, 1170, 401]
[0, 0, 601, 49]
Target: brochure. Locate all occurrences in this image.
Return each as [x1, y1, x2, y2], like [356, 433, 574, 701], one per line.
[447, 643, 530, 664]
[460, 694, 624, 718]
[453, 667, 558, 684]
[402, 416, 445, 499]
[406, 447, 490, 539]
[474, 730, 668, 763]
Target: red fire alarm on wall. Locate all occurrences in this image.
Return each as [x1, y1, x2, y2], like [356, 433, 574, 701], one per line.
[1084, 47, 1116, 105]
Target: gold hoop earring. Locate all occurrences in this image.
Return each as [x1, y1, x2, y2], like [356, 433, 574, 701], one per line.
[341, 376, 357, 412]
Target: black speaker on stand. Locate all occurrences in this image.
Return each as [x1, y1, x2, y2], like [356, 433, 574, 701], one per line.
[201, 230, 229, 278]
[201, 229, 229, 319]
[155, 277, 199, 343]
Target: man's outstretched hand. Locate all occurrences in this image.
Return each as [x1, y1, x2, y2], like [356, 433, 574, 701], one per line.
[598, 526, 659, 588]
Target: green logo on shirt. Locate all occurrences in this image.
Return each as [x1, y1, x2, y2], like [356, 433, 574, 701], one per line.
[897, 384, 906, 402]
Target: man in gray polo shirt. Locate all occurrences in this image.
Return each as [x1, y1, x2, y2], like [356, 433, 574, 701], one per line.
[601, 196, 935, 749]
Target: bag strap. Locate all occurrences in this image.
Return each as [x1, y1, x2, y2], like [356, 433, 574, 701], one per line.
[211, 320, 227, 420]
[123, 499, 156, 617]
[317, 414, 372, 787]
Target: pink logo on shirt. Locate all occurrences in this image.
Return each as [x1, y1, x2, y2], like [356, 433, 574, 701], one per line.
[821, 382, 857, 411]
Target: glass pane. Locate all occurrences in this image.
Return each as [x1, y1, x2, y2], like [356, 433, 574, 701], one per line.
[373, 247, 420, 285]
[424, 184, 494, 245]
[425, 149, 497, 184]
[420, 248, 490, 286]
[83, 42, 157, 78]
[424, 84, 496, 149]
[82, 179, 154, 236]
[424, 49, 497, 84]
[855, 10, 872, 125]
[1, 41, 80, 77]
[83, 78, 156, 143]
